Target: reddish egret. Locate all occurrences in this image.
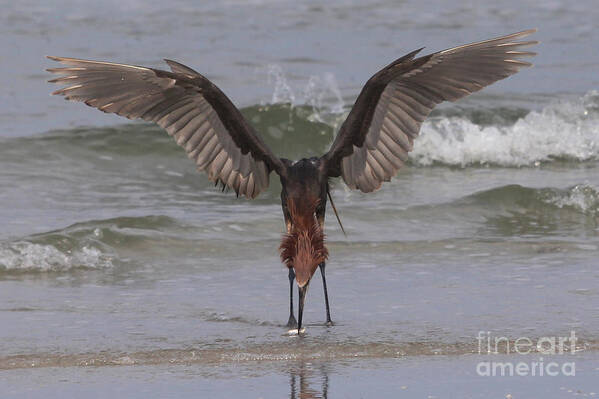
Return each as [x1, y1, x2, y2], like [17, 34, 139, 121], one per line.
[48, 30, 537, 333]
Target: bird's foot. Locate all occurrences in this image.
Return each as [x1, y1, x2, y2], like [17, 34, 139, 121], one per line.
[325, 320, 334, 327]
[286, 315, 298, 328]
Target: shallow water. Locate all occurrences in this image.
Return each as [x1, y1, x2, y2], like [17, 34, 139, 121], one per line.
[1, 0, 599, 397]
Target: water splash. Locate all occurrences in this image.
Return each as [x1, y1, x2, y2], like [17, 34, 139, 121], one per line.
[302, 72, 345, 121]
[267, 64, 295, 105]
[265, 64, 346, 128]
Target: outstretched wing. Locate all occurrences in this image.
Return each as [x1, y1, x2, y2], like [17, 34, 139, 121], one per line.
[323, 29, 538, 192]
[47, 56, 285, 198]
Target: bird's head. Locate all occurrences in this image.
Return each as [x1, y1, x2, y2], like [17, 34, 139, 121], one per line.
[279, 199, 328, 333]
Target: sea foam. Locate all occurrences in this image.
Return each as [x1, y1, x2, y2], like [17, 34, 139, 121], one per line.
[411, 91, 599, 167]
[0, 241, 113, 272]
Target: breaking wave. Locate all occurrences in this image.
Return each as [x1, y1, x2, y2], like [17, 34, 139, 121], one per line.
[2, 182, 595, 274]
[0, 242, 113, 273]
[465, 183, 599, 216]
[25, 91, 599, 167]
[412, 91, 599, 166]
[0, 215, 178, 273]
[9, 91, 599, 169]
[263, 65, 599, 167]
[541, 184, 599, 215]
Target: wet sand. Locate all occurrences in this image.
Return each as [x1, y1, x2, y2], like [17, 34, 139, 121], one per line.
[2, 353, 598, 399]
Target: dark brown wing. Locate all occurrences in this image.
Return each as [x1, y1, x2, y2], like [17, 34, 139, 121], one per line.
[323, 29, 538, 192]
[47, 56, 285, 198]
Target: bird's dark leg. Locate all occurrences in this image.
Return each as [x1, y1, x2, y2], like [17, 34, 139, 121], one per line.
[298, 284, 308, 334]
[316, 190, 333, 326]
[281, 195, 297, 329]
[287, 267, 297, 328]
[319, 262, 333, 326]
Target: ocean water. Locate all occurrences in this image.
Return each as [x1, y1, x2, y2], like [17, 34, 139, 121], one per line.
[1, 0, 598, 397]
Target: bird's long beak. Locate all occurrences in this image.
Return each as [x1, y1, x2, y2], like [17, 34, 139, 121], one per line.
[297, 283, 308, 334]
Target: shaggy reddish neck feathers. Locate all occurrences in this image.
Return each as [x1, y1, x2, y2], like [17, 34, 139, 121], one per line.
[279, 200, 328, 287]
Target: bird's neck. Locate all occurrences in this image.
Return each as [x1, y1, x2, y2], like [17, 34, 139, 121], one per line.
[279, 205, 328, 287]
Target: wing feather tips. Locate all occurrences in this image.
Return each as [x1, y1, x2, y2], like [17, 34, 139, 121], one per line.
[439, 29, 538, 55]
[164, 59, 200, 76]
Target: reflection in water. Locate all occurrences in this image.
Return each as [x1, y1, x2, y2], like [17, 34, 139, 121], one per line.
[288, 361, 329, 399]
